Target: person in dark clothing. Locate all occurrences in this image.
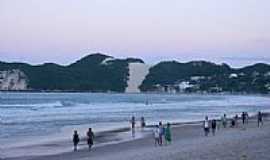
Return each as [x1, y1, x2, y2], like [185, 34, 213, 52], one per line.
[235, 114, 239, 127]
[211, 119, 217, 136]
[231, 119, 235, 128]
[73, 130, 80, 151]
[130, 116, 136, 137]
[87, 128, 94, 150]
[141, 116, 146, 128]
[258, 111, 263, 127]
[158, 121, 165, 145]
[241, 112, 246, 125]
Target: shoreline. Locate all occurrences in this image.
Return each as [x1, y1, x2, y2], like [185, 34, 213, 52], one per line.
[4, 114, 270, 160]
[2, 113, 268, 159]
[0, 90, 269, 97]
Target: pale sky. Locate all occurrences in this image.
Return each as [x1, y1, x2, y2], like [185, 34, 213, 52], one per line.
[0, 0, 270, 67]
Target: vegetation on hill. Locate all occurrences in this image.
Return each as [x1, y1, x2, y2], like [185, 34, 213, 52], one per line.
[0, 53, 144, 92]
[140, 61, 270, 94]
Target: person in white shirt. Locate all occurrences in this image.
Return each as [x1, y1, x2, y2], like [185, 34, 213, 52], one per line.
[153, 125, 160, 146]
[204, 116, 210, 136]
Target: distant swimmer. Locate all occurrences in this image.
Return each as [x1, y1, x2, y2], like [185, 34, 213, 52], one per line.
[72, 130, 80, 151]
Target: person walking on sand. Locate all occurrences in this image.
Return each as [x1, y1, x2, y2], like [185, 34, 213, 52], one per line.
[211, 119, 217, 136]
[153, 125, 160, 146]
[165, 123, 172, 145]
[87, 128, 94, 150]
[130, 116, 136, 138]
[158, 121, 165, 145]
[203, 116, 210, 136]
[258, 111, 263, 127]
[73, 130, 80, 151]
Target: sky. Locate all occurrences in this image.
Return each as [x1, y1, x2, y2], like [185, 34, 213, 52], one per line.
[0, 0, 270, 67]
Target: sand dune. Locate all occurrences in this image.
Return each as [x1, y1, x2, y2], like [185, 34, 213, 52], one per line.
[125, 63, 150, 93]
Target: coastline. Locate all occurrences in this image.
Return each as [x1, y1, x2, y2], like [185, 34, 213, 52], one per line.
[2, 113, 268, 160]
[4, 114, 270, 160]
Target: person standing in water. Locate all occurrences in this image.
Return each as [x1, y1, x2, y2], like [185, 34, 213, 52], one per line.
[246, 112, 249, 124]
[165, 123, 172, 145]
[203, 116, 210, 136]
[221, 114, 227, 128]
[73, 130, 80, 151]
[258, 111, 263, 127]
[86, 128, 94, 150]
[158, 121, 165, 145]
[235, 114, 239, 128]
[130, 116, 136, 138]
[141, 116, 146, 128]
[241, 112, 246, 125]
[153, 125, 160, 146]
[211, 119, 217, 136]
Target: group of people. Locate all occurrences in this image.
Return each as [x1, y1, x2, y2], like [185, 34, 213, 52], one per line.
[72, 111, 264, 152]
[153, 122, 172, 146]
[130, 116, 146, 137]
[72, 128, 94, 151]
[203, 111, 264, 136]
[130, 116, 172, 146]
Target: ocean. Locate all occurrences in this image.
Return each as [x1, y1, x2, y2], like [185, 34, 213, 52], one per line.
[0, 92, 269, 149]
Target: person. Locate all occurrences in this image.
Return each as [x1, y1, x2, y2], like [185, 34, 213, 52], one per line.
[141, 116, 146, 128]
[165, 123, 172, 145]
[203, 116, 210, 136]
[235, 114, 239, 128]
[231, 119, 235, 128]
[211, 119, 217, 136]
[153, 125, 160, 146]
[258, 111, 263, 127]
[73, 130, 80, 151]
[222, 114, 227, 128]
[158, 121, 165, 145]
[86, 128, 94, 150]
[241, 112, 246, 125]
[130, 116, 136, 137]
[245, 112, 249, 124]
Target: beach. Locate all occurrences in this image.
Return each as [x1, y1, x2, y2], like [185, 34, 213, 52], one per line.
[4, 116, 270, 160]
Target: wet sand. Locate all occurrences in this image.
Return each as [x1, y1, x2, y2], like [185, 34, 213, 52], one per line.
[4, 115, 270, 160]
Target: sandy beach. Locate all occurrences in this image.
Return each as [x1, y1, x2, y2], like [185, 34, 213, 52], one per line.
[3, 115, 270, 160]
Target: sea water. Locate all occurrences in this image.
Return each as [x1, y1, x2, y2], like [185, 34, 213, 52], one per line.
[0, 92, 269, 149]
